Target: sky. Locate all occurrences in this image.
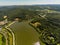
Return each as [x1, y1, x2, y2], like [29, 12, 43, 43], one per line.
[0, 0, 60, 6]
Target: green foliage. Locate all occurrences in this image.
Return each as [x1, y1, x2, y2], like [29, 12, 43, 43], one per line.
[0, 5, 60, 45]
[0, 34, 6, 45]
[30, 17, 60, 45]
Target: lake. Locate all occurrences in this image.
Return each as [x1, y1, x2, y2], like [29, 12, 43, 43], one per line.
[9, 21, 40, 45]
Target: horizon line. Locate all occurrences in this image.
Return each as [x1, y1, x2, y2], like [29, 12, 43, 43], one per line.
[0, 4, 60, 6]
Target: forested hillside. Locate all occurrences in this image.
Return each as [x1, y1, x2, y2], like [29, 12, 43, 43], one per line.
[0, 5, 60, 21]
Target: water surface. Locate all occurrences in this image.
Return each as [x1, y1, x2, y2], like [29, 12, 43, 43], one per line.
[10, 21, 40, 45]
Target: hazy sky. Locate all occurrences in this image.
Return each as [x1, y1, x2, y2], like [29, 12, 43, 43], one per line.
[0, 0, 60, 6]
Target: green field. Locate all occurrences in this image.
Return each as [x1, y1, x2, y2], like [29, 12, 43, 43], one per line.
[0, 34, 3, 45]
[0, 33, 6, 45]
[9, 21, 40, 45]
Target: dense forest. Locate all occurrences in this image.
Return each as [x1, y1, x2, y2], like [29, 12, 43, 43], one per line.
[0, 5, 60, 21]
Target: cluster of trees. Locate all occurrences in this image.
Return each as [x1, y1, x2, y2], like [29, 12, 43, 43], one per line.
[30, 17, 60, 45]
[0, 7, 40, 21]
[0, 5, 60, 21]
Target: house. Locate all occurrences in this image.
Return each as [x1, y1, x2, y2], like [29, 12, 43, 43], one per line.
[31, 22, 41, 27]
[0, 19, 8, 26]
